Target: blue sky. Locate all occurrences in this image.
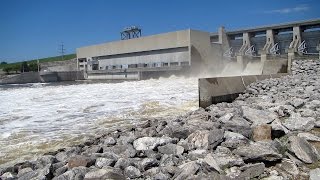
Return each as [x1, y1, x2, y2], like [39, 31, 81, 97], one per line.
[1, 0, 319, 63]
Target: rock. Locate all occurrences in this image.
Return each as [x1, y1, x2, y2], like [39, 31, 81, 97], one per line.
[239, 163, 265, 179]
[37, 155, 56, 168]
[133, 137, 174, 151]
[187, 129, 224, 150]
[211, 151, 244, 169]
[309, 168, 320, 180]
[124, 166, 141, 179]
[242, 106, 277, 126]
[114, 158, 132, 170]
[140, 158, 158, 171]
[289, 136, 319, 164]
[17, 167, 33, 178]
[67, 155, 93, 168]
[158, 144, 184, 155]
[221, 131, 249, 149]
[84, 168, 125, 180]
[159, 154, 175, 167]
[218, 113, 234, 123]
[262, 175, 284, 180]
[1, 172, 14, 180]
[225, 166, 241, 179]
[54, 165, 68, 177]
[153, 172, 170, 180]
[202, 154, 222, 173]
[104, 137, 116, 145]
[222, 117, 252, 138]
[283, 113, 315, 131]
[271, 119, 289, 134]
[297, 132, 320, 142]
[253, 124, 272, 141]
[19, 164, 51, 180]
[233, 141, 282, 161]
[173, 161, 200, 180]
[103, 144, 136, 158]
[275, 158, 299, 178]
[95, 157, 116, 168]
[290, 98, 305, 108]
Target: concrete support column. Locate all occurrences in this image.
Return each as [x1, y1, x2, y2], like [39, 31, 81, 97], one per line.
[239, 32, 251, 55]
[218, 26, 230, 51]
[237, 55, 245, 70]
[262, 29, 275, 54]
[289, 26, 302, 52]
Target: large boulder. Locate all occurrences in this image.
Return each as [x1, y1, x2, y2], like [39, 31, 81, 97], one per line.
[173, 161, 200, 180]
[222, 117, 252, 138]
[288, 136, 319, 164]
[283, 113, 315, 131]
[310, 168, 320, 180]
[297, 132, 320, 142]
[187, 129, 224, 150]
[124, 166, 141, 179]
[242, 106, 278, 126]
[233, 141, 282, 161]
[158, 144, 184, 155]
[84, 168, 125, 180]
[133, 137, 174, 151]
[221, 131, 249, 149]
[67, 155, 93, 169]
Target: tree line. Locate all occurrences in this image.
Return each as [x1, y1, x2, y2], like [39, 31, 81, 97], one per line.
[1, 61, 39, 74]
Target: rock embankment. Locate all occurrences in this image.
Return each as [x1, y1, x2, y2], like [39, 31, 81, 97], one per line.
[1, 59, 320, 180]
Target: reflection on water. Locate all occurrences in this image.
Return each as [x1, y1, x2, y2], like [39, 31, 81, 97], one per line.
[0, 76, 198, 167]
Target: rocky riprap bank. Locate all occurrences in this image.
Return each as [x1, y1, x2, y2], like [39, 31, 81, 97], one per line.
[1, 59, 320, 180]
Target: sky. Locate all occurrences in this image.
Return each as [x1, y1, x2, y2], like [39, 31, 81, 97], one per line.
[0, 0, 319, 63]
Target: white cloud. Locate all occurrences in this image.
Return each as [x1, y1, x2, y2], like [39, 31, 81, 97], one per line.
[265, 4, 309, 14]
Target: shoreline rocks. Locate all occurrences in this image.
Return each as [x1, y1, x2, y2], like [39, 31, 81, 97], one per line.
[1, 59, 320, 179]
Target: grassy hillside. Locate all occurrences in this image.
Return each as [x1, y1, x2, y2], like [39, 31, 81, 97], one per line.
[0, 54, 76, 71]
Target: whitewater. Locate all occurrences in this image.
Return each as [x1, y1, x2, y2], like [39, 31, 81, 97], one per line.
[0, 76, 198, 167]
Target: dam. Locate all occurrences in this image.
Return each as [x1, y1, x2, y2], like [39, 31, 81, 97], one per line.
[77, 19, 320, 80]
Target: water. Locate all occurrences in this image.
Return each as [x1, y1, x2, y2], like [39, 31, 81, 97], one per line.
[0, 76, 198, 167]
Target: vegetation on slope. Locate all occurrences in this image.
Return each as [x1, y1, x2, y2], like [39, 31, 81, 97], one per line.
[0, 54, 76, 74]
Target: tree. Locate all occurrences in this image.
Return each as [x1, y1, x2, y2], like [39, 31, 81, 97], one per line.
[20, 61, 29, 72]
[29, 62, 38, 72]
[3, 66, 13, 74]
[12, 64, 21, 73]
[0, 61, 7, 65]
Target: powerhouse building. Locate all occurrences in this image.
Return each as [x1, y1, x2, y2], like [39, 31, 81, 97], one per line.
[76, 19, 320, 80]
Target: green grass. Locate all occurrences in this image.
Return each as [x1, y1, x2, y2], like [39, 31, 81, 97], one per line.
[0, 54, 76, 70]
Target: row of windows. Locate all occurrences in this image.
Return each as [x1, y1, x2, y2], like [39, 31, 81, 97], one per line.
[99, 61, 189, 70]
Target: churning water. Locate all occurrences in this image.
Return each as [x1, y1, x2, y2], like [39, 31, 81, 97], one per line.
[0, 76, 198, 167]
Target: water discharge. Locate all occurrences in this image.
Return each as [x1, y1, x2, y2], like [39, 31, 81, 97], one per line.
[0, 76, 198, 167]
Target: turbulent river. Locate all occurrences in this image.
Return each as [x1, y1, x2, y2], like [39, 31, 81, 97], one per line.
[0, 76, 198, 167]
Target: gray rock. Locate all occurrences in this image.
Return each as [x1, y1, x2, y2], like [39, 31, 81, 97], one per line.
[202, 154, 223, 173]
[290, 98, 305, 108]
[84, 168, 125, 180]
[221, 131, 249, 149]
[309, 168, 320, 180]
[95, 157, 116, 168]
[133, 137, 174, 151]
[103, 144, 136, 158]
[154, 172, 170, 180]
[54, 165, 68, 177]
[218, 113, 234, 123]
[158, 144, 184, 155]
[124, 166, 141, 179]
[53, 170, 75, 180]
[104, 137, 116, 145]
[275, 158, 299, 178]
[222, 117, 252, 138]
[211, 151, 244, 169]
[114, 158, 132, 170]
[140, 158, 158, 171]
[271, 119, 289, 134]
[242, 106, 277, 126]
[283, 113, 315, 131]
[233, 141, 282, 161]
[17, 167, 33, 178]
[1, 172, 14, 180]
[160, 154, 175, 167]
[239, 163, 265, 179]
[187, 129, 224, 150]
[173, 161, 200, 180]
[37, 155, 56, 168]
[297, 132, 320, 142]
[289, 136, 319, 164]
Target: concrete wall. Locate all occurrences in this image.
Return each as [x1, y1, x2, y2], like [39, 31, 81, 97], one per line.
[77, 30, 190, 59]
[199, 74, 287, 108]
[40, 59, 77, 72]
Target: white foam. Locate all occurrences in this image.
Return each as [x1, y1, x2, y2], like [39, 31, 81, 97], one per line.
[0, 77, 198, 165]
